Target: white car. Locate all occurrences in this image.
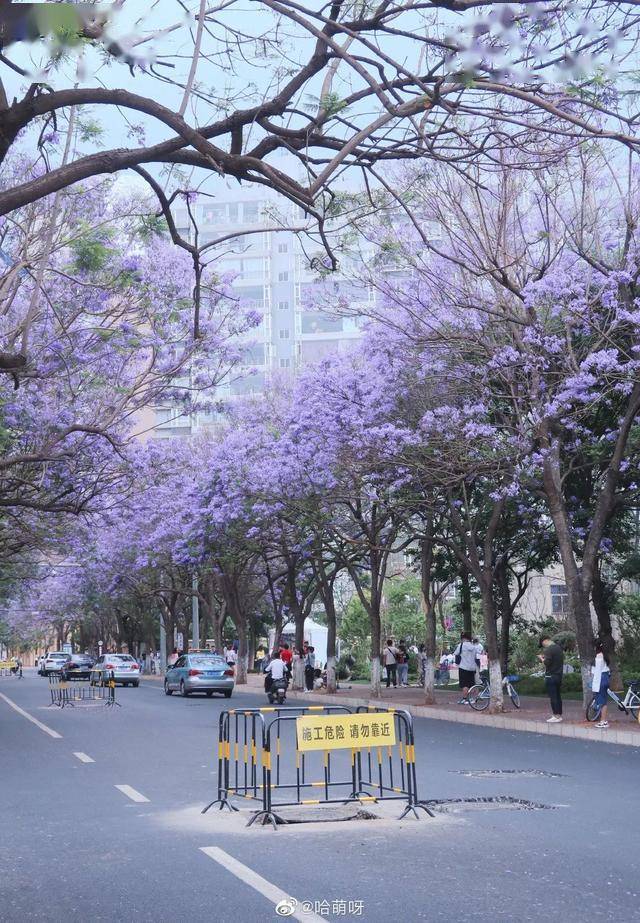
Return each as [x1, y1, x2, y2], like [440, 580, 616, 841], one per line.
[42, 652, 70, 676]
[90, 654, 140, 687]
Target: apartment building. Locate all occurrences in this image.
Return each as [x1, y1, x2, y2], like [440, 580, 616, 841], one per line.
[151, 185, 370, 436]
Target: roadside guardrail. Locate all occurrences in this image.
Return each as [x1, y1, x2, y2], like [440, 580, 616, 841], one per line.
[202, 704, 433, 828]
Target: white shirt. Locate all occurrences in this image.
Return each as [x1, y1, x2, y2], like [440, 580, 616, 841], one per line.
[383, 646, 398, 666]
[226, 649, 237, 664]
[591, 652, 610, 693]
[456, 641, 478, 673]
[266, 659, 286, 680]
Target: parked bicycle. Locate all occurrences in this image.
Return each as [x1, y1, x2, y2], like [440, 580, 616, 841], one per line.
[586, 678, 640, 722]
[467, 672, 521, 711]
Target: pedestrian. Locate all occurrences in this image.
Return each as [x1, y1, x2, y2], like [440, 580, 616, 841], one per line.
[255, 645, 266, 672]
[226, 645, 238, 672]
[538, 634, 564, 723]
[438, 651, 450, 686]
[383, 639, 399, 688]
[167, 648, 179, 667]
[16, 655, 22, 679]
[304, 646, 316, 691]
[280, 643, 293, 669]
[396, 640, 409, 687]
[591, 640, 611, 729]
[454, 632, 478, 704]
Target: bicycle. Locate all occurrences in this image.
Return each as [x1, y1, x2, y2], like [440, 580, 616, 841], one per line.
[586, 679, 640, 722]
[467, 673, 521, 711]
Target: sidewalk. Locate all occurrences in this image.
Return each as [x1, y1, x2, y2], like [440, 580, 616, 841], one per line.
[236, 673, 640, 748]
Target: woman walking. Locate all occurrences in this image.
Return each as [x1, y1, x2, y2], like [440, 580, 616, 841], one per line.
[592, 641, 611, 729]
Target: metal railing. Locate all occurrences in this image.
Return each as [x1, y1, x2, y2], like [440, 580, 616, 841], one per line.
[203, 704, 433, 828]
[48, 672, 119, 708]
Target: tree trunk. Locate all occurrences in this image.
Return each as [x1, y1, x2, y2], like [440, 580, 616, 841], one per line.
[323, 580, 338, 694]
[543, 450, 595, 704]
[591, 570, 622, 690]
[495, 561, 512, 675]
[234, 615, 248, 685]
[421, 540, 437, 705]
[370, 655, 381, 698]
[480, 578, 504, 713]
[460, 568, 473, 636]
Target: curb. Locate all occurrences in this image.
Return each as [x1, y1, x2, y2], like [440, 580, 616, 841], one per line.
[236, 684, 640, 748]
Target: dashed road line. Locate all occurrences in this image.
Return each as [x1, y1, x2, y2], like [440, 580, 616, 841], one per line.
[115, 784, 150, 803]
[0, 692, 62, 739]
[199, 846, 324, 922]
[73, 751, 95, 763]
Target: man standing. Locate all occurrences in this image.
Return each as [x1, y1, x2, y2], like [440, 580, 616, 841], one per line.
[383, 640, 399, 688]
[539, 635, 564, 723]
[304, 646, 316, 691]
[454, 632, 478, 704]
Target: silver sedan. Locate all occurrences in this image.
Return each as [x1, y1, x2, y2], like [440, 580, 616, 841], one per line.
[90, 654, 141, 687]
[164, 654, 234, 698]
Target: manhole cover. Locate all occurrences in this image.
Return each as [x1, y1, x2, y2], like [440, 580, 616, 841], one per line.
[266, 805, 379, 825]
[424, 796, 558, 814]
[451, 769, 565, 779]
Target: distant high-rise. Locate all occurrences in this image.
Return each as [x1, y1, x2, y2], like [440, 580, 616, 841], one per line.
[152, 185, 371, 436]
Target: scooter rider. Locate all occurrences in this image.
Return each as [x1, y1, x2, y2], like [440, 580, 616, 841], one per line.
[264, 649, 288, 697]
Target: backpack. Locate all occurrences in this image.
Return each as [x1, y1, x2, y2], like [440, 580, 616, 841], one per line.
[455, 643, 463, 666]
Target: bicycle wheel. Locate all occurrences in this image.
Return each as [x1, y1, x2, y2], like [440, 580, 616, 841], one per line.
[586, 697, 601, 722]
[468, 684, 490, 711]
[625, 692, 640, 719]
[509, 685, 520, 709]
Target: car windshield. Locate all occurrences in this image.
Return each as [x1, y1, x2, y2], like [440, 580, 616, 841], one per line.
[71, 655, 91, 662]
[111, 655, 134, 662]
[190, 656, 225, 666]
[49, 654, 68, 659]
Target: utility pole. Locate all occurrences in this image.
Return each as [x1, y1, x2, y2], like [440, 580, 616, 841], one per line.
[192, 572, 200, 650]
[159, 613, 166, 673]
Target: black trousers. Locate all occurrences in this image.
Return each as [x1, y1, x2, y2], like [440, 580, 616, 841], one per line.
[385, 663, 397, 687]
[545, 675, 563, 715]
[305, 666, 315, 691]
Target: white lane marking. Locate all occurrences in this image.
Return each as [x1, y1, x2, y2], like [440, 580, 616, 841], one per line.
[199, 846, 324, 922]
[115, 784, 150, 803]
[0, 692, 62, 739]
[73, 752, 95, 763]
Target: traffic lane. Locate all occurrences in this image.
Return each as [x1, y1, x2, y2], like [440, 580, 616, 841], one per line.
[0, 675, 227, 806]
[0, 695, 272, 923]
[202, 808, 639, 923]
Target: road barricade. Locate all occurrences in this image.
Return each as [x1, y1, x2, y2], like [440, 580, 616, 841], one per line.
[0, 659, 17, 676]
[203, 704, 433, 828]
[48, 672, 119, 708]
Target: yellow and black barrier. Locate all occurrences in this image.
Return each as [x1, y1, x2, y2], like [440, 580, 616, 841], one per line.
[0, 659, 18, 676]
[48, 671, 119, 708]
[202, 705, 433, 828]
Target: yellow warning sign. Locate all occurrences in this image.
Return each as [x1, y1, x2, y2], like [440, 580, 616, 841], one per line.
[296, 712, 396, 752]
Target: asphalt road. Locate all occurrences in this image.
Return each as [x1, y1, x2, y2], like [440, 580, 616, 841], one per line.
[1, 671, 639, 923]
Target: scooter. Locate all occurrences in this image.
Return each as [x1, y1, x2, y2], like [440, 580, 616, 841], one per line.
[267, 677, 287, 705]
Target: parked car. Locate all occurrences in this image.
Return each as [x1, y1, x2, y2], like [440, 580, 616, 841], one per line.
[42, 652, 71, 676]
[164, 653, 234, 698]
[90, 654, 140, 687]
[61, 654, 94, 681]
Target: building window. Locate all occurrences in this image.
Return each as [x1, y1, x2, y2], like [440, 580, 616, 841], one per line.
[279, 358, 291, 368]
[551, 584, 569, 615]
[243, 203, 260, 223]
[278, 242, 288, 253]
[279, 329, 290, 339]
[278, 271, 289, 282]
[278, 301, 289, 310]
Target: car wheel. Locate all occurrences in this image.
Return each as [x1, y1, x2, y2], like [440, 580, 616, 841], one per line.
[224, 690, 232, 698]
[164, 680, 173, 696]
[132, 681, 139, 688]
[180, 681, 189, 697]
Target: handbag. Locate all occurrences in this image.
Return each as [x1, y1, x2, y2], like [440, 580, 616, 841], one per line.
[455, 643, 462, 666]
